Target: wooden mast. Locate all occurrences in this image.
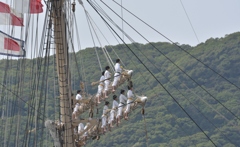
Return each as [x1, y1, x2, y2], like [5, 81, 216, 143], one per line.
[52, 0, 74, 146]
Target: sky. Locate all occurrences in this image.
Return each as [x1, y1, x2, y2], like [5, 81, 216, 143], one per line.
[73, 0, 240, 48]
[0, 0, 239, 58]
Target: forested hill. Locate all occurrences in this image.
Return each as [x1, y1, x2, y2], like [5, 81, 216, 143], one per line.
[0, 32, 240, 147]
[84, 32, 240, 147]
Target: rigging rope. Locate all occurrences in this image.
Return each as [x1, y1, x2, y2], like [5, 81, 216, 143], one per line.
[85, 10, 105, 71]
[112, 0, 240, 92]
[90, 1, 239, 144]
[73, 13, 90, 94]
[100, 0, 240, 122]
[179, 0, 200, 43]
[142, 115, 149, 147]
[86, 12, 126, 67]
[24, 23, 42, 147]
[81, 3, 115, 71]
[91, 1, 135, 43]
[93, 40, 194, 145]
[85, 11, 115, 70]
[94, 0, 237, 129]
[0, 0, 236, 146]
[87, 1, 218, 146]
[121, 0, 124, 41]
[22, 10, 38, 145]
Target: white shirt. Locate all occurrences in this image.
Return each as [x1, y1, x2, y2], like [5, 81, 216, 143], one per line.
[99, 75, 105, 85]
[112, 100, 119, 109]
[104, 70, 111, 80]
[76, 93, 82, 101]
[127, 90, 134, 98]
[103, 105, 108, 114]
[114, 63, 122, 73]
[78, 123, 84, 133]
[119, 94, 127, 104]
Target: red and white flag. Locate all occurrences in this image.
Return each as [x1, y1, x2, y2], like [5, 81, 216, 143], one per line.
[0, 31, 25, 57]
[0, 2, 23, 26]
[15, 0, 43, 14]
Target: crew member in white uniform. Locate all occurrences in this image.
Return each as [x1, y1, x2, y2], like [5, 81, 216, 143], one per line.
[72, 90, 82, 119]
[101, 101, 110, 133]
[78, 123, 84, 134]
[96, 71, 105, 103]
[76, 89, 82, 99]
[124, 86, 134, 120]
[112, 59, 122, 92]
[83, 123, 89, 138]
[104, 66, 111, 98]
[116, 89, 127, 125]
[78, 122, 89, 145]
[72, 104, 78, 120]
[109, 95, 118, 128]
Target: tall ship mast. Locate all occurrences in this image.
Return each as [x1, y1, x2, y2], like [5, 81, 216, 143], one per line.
[0, 0, 239, 147]
[51, 0, 74, 146]
[44, 1, 147, 146]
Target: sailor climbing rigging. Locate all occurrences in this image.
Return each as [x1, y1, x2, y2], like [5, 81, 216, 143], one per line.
[112, 59, 122, 92]
[76, 90, 82, 101]
[77, 122, 89, 145]
[109, 95, 119, 128]
[96, 71, 105, 103]
[124, 86, 134, 120]
[101, 101, 110, 133]
[73, 90, 82, 119]
[116, 89, 127, 126]
[78, 123, 85, 134]
[104, 66, 111, 98]
[72, 105, 78, 119]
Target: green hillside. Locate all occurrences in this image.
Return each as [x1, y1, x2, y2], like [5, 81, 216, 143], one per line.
[84, 32, 240, 147]
[0, 32, 239, 147]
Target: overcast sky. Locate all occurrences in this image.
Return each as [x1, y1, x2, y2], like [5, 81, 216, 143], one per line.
[0, 0, 239, 58]
[74, 0, 240, 48]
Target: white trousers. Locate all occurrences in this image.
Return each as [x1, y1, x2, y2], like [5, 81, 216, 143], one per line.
[101, 116, 107, 128]
[125, 99, 133, 113]
[104, 80, 110, 91]
[74, 103, 79, 112]
[117, 103, 124, 117]
[109, 109, 116, 124]
[112, 73, 120, 87]
[78, 123, 84, 134]
[96, 84, 103, 96]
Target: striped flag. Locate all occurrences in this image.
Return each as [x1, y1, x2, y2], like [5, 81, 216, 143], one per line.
[0, 31, 25, 57]
[15, 0, 43, 14]
[0, 2, 23, 26]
